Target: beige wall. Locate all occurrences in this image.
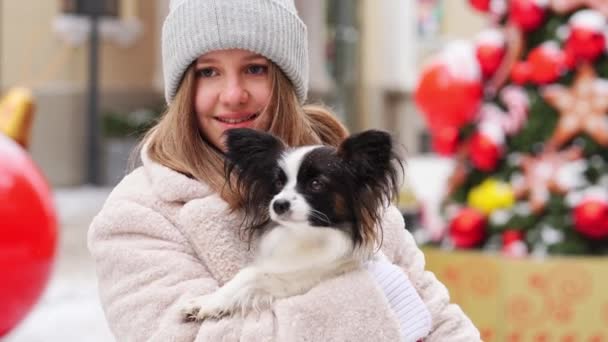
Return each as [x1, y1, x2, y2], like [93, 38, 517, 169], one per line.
[1, 1, 158, 92]
[441, 1, 486, 41]
[1, 1, 162, 186]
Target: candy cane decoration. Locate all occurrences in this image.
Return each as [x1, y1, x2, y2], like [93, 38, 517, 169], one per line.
[479, 85, 529, 136]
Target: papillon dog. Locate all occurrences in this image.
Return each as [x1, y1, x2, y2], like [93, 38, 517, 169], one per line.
[182, 128, 402, 321]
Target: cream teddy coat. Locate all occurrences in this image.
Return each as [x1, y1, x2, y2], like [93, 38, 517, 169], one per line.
[88, 150, 480, 341]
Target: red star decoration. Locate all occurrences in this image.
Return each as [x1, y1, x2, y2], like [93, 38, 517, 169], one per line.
[541, 64, 608, 151]
[512, 147, 583, 214]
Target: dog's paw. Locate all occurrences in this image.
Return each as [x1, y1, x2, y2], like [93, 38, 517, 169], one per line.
[181, 294, 232, 322]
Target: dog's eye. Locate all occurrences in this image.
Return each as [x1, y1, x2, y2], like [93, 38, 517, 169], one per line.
[274, 179, 285, 190]
[309, 179, 324, 192]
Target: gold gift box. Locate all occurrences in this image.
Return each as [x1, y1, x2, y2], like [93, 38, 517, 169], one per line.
[423, 248, 608, 341]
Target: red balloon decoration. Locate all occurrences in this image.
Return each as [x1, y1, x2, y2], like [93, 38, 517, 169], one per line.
[566, 27, 606, 63]
[469, 131, 502, 171]
[528, 43, 566, 84]
[432, 126, 460, 156]
[469, 0, 491, 12]
[415, 63, 482, 131]
[0, 134, 57, 337]
[415, 42, 483, 156]
[509, 0, 546, 32]
[574, 199, 608, 239]
[565, 10, 607, 64]
[449, 208, 487, 248]
[475, 30, 506, 78]
[510, 61, 531, 85]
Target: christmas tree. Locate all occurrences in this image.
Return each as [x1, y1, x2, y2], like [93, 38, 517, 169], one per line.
[414, 0, 608, 256]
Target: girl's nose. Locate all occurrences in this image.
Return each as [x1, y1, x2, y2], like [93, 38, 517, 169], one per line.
[219, 78, 249, 105]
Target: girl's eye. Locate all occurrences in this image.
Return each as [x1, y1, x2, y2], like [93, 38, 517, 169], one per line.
[309, 179, 324, 192]
[195, 68, 217, 78]
[247, 64, 268, 75]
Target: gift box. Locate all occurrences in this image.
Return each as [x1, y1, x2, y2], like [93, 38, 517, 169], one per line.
[424, 248, 608, 341]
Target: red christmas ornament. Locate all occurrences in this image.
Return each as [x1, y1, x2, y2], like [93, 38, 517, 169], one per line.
[476, 30, 506, 78]
[502, 229, 528, 257]
[449, 208, 487, 248]
[574, 199, 608, 239]
[563, 48, 578, 70]
[509, 0, 547, 32]
[415, 42, 483, 135]
[510, 61, 531, 84]
[469, 131, 502, 171]
[566, 27, 606, 63]
[565, 9, 607, 63]
[432, 126, 460, 156]
[503, 230, 524, 245]
[469, 0, 491, 12]
[0, 135, 57, 337]
[528, 43, 566, 84]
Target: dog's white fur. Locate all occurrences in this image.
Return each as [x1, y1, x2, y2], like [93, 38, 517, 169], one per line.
[181, 146, 373, 321]
[181, 223, 368, 321]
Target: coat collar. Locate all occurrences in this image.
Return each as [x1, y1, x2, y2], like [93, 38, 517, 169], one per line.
[140, 145, 214, 203]
[140, 145, 256, 283]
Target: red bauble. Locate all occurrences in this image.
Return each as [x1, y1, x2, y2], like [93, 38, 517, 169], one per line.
[469, 0, 491, 12]
[469, 131, 502, 171]
[0, 134, 57, 337]
[528, 43, 566, 84]
[503, 230, 524, 245]
[476, 34, 506, 78]
[574, 199, 608, 239]
[509, 0, 546, 32]
[415, 59, 483, 133]
[449, 208, 487, 248]
[432, 126, 460, 156]
[563, 48, 578, 70]
[566, 27, 606, 63]
[502, 230, 528, 257]
[510, 61, 531, 84]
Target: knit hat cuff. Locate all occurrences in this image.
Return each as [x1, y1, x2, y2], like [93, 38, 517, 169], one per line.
[162, 0, 309, 104]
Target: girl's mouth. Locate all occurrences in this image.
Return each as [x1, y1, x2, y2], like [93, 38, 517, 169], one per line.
[214, 112, 260, 124]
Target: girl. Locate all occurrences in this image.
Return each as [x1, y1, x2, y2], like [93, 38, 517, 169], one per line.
[88, 0, 480, 340]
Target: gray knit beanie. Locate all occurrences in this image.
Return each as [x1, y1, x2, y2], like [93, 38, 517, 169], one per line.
[162, 0, 309, 104]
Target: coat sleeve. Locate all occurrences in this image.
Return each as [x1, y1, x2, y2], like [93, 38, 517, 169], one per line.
[379, 205, 482, 342]
[88, 199, 224, 341]
[89, 198, 405, 342]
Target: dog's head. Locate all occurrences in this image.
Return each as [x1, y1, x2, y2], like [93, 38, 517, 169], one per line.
[224, 128, 402, 246]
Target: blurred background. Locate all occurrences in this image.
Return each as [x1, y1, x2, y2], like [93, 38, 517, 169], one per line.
[3, 0, 608, 341]
[1, 1, 480, 340]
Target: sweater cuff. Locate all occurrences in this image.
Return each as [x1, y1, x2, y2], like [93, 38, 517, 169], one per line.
[366, 260, 432, 342]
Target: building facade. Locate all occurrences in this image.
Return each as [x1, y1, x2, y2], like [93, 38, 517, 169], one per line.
[0, 0, 484, 186]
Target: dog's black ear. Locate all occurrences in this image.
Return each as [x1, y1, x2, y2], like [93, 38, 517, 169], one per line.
[224, 128, 284, 171]
[224, 128, 286, 240]
[337, 130, 403, 247]
[337, 130, 396, 182]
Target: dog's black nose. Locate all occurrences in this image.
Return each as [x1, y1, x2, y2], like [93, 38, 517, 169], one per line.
[273, 200, 290, 215]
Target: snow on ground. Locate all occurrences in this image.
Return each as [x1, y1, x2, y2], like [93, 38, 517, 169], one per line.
[3, 186, 114, 342]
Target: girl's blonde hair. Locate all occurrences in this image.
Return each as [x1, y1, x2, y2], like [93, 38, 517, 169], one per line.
[141, 62, 348, 208]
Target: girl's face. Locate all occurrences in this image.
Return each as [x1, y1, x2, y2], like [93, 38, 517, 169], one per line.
[193, 49, 273, 151]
